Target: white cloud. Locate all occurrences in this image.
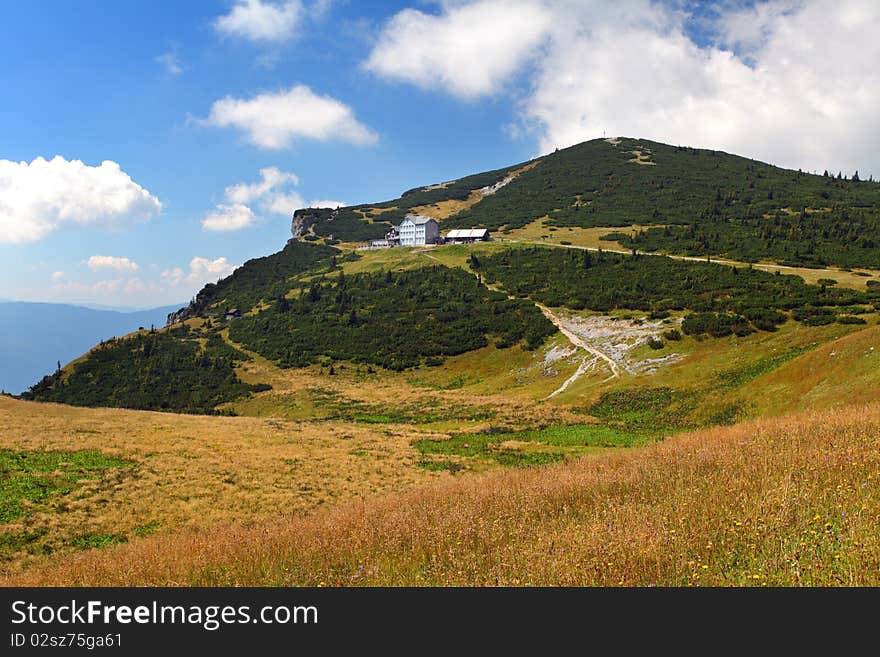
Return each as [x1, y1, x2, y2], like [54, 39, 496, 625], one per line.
[214, 0, 303, 44]
[365, 0, 553, 99]
[525, 0, 880, 176]
[201, 203, 258, 231]
[155, 51, 184, 75]
[49, 276, 162, 305]
[264, 192, 306, 216]
[51, 271, 65, 282]
[202, 167, 344, 230]
[0, 156, 161, 244]
[52, 278, 124, 296]
[93, 278, 125, 294]
[365, 0, 880, 178]
[86, 255, 140, 273]
[203, 84, 378, 149]
[123, 278, 148, 296]
[162, 257, 238, 287]
[716, 0, 804, 54]
[224, 167, 299, 204]
[309, 0, 334, 20]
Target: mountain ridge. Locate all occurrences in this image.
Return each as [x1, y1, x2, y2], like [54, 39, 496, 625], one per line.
[294, 136, 880, 269]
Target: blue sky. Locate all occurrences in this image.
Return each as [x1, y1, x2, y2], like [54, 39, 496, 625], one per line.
[1, 0, 877, 308]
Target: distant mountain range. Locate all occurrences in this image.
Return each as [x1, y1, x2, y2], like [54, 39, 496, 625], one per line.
[0, 302, 181, 394]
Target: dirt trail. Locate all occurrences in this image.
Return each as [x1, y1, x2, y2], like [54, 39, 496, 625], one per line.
[419, 250, 623, 395]
[537, 304, 620, 396]
[547, 354, 599, 398]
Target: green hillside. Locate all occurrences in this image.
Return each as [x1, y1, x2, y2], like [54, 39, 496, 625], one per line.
[297, 137, 880, 269]
[21, 329, 268, 414]
[477, 246, 878, 334]
[292, 159, 531, 241]
[229, 265, 554, 370]
[19, 138, 880, 416]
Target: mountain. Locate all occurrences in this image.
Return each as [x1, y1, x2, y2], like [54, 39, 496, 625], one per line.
[5, 137, 880, 585]
[0, 302, 181, 394]
[296, 137, 880, 269]
[18, 137, 880, 415]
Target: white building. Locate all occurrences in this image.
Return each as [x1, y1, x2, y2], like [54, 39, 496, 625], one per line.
[445, 228, 490, 243]
[398, 215, 440, 246]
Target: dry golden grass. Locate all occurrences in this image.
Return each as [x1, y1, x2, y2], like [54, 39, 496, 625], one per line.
[6, 401, 879, 586]
[503, 219, 629, 251]
[628, 149, 656, 165]
[0, 396, 436, 575]
[410, 162, 541, 221]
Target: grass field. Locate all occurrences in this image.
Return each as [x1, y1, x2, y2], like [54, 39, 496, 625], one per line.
[3, 236, 879, 584]
[0, 396, 438, 574]
[5, 401, 878, 586]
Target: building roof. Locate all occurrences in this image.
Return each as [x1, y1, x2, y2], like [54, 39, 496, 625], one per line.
[446, 228, 489, 239]
[401, 215, 437, 226]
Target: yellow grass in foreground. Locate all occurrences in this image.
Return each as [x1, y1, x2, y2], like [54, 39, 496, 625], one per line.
[6, 402, 879, 586]
[0, 397, 434, 574]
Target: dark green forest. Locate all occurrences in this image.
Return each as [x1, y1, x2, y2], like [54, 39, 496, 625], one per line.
[23, 329, 268, 414]
[477, 246, 876, 337]
[446, 138, 880, 236]
[603, 205, 880, 268]
[229, 265, 556, 370]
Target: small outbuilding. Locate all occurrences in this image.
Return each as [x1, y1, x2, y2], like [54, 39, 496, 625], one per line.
[225, 308, 242, 321]
[445, 228, 490, 243]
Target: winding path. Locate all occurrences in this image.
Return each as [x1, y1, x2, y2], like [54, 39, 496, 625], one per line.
[537, 304, 620, 397]
[417, 250, 622, 396]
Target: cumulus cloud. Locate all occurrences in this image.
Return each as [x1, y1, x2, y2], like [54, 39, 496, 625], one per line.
[366, 0, 880, 178]
[263, 192, 306, 216]
[716, 0, 804, 54]
[162, 257, 238, 287]
[203, 167, 344, 231]
[214, 0, 303, 44]
[201, 203, 258, 231]
[51, 271, 65, 282]
[0, 156, 161, 244]
[86, 255, 140, 273]
[224, 167, 299, 204]
[203, 84, 378, 149]
[364, 0, 553, 98]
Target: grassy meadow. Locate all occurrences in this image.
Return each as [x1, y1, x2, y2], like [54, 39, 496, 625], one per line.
[3, 239, 880, 585]
[4, 401, 879, 586]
